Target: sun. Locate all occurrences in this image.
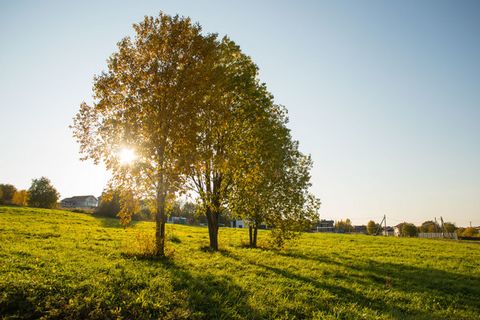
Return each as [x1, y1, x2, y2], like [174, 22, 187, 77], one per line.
[118, 147, 136, 164]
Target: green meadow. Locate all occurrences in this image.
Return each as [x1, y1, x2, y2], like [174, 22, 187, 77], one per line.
[1, 206, 479, 319]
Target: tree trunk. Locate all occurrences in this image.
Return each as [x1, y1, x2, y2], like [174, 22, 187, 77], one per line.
[206, 207, 219, 251]
[155, 193, 166, 257]
[249, 225, 253, 247]
[249, 221, 258, 248]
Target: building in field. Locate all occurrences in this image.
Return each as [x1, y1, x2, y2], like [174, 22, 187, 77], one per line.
[167, 216, 187, 224]
[61, 195, 98, 209]
[231, 220, 246, 228]
[383, 226, 395, 236]
[353, 225, 367, 234]
[315, 219, 335, 232]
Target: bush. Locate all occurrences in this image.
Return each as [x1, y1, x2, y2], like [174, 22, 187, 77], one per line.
[27, 177, 59, 209]
[401, 223, 418, 237]
[95, 191, 121, 218]
[461, 227, 479, 237]
[12, 190, 28, 206]
[0, 184, 17, 204]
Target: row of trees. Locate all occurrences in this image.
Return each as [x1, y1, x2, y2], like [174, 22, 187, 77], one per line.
[0, 178, 60, 209]
[72, 13, 320, 256]
[366, 219, 464, 237]
[331, 219, 467, 237]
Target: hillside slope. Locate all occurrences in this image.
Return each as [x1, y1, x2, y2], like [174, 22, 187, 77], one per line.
[1, 206, 479, 319]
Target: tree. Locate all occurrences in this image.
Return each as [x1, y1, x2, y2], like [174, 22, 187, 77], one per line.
[367, 220, 376, 235]
[12, 190, 28, 206]
[72, 13, 222, 256]
[443, 222, 456, 233]
[0, 184, 17, 204]
[401, 223, 418, 237]
[335, 219, 353, 233]
[186, 37, 263, 250]
[420, 220, 439, 233]
[28, 177, 59, 208]
[461, 227, 479, 237]
[95, 190, 121, 218]
[228, 103, 320, 248]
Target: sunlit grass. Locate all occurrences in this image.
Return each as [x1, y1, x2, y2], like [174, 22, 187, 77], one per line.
[1, 206, 479, 319]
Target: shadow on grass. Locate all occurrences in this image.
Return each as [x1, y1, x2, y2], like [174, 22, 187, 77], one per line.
[91, 215, 138, 228]
[276, 249, 480, 304]
[221, 250, 480, 319]
[153, 257, 260, 319]
[199, 246, 229, 254]
[120, 251, 260, 318]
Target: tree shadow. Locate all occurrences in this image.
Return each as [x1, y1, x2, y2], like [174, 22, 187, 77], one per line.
[276, 249, 480, 303]
[221, 250, 479, 319]
[92, 215, 138, 228]
[159, 258, 261, 319]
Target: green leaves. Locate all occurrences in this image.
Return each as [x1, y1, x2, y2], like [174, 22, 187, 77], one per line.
[27, 177, 59, 209]
[72, 12, 320, 251]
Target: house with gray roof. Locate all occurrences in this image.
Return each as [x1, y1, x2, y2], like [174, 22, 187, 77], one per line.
[61, 195, 98, 209]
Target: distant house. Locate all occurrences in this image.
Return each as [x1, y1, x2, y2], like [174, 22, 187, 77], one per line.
[353, 225, 367, 234]
[167, 216, 187, 224]
[61, 195, 98, 209]
[394, 223, 404, 237]
[315, 219, 335, 232]
[383, 226, 395, 236]
[231, 220, 246, 228]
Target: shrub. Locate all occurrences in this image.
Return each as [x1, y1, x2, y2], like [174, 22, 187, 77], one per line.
[27, 177, 59, 209]
[0, 184, 17, 204]
[401, 223, 418, 237]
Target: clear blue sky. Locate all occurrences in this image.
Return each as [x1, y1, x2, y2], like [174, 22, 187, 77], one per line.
[1, 0, 479, 226]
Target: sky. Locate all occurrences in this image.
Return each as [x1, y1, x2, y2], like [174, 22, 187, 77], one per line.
[1, 0, 479, 226]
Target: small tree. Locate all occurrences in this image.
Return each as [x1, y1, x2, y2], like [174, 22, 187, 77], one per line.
[95, 190, 121, 218]
[420, 220, 439, 233]
[28, 177, 59, 209]
[12, 190, 28, 206]
[443, 222, 456, 233]
[367, 220, 376, 235]
[0, 184, 17, 204]
[335, 219, 353, 233]
[401, 223, 418, 237]
[461, 227, 479, 237]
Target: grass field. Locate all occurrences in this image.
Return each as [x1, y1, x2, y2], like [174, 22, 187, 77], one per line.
[1, 206, 479, 319]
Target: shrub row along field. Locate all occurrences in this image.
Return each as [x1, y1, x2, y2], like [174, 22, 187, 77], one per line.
[1, 206, 479, 319]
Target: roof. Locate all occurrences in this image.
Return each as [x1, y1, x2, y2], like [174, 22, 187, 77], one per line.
[62, 195, 97, 202]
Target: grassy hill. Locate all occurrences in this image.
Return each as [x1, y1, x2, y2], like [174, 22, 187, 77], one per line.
[1, 206, 479, 319]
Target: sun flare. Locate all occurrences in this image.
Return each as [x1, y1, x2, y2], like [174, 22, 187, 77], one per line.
[118, 148, 136, 164]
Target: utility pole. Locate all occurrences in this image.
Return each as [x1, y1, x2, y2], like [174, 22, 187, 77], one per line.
[374, 215, 386, 236]
[440, 216, 445, 237]
[384, 214, 387, 236]
[434, 217, 438, 233]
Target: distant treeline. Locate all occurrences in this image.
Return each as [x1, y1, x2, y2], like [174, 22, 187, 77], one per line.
[330, 218, 479, 238]
[0, 177, 59, 209]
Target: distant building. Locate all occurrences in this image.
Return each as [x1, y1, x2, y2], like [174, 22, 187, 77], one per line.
[383, 226, 395, 236]
[315, 219, 335, 232]
[231, 220, 246, 228]
[61, 195, 98, 209]
[394, 224, 404, 237]
[353, 225, 367, 234]
[167, 216, 187, 224]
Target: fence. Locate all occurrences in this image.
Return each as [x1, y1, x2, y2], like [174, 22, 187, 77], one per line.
[418, 232, 458, 240]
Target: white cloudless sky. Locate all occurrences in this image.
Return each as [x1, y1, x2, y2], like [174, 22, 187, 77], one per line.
[1, 0, 479, 226]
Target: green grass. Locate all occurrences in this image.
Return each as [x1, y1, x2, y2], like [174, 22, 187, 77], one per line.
[1, 206, 479, 319]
